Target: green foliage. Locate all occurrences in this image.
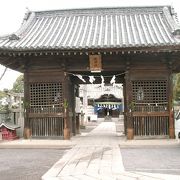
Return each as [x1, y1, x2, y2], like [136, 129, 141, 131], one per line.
[0, 90, 6, 99]
[173, 73, 180, 102]
[63, 99, 68, 109]
[129, 101, 135, 111]
[0, 105, 9, 112]
[0, 90, 6, 111]
[11, 74, 24, 93]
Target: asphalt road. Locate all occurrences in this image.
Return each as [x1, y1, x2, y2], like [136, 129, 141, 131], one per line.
[0, 149, 67, 180]
[120, 145, 180, 176]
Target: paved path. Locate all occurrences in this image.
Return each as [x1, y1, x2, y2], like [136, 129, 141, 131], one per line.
[42, 122, 180, 180]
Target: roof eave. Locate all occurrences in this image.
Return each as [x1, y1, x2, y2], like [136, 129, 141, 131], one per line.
[0, 44, 180, 56]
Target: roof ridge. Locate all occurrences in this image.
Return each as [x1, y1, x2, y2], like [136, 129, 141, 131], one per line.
[32, 6, 170, 16]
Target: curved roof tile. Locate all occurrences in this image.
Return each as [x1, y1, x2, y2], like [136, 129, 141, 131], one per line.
[0, 6, 180, 51]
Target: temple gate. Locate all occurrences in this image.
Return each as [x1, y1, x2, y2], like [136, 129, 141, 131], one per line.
[0, 6, 180, 139]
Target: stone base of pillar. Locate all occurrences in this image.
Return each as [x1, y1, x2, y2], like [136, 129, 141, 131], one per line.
[23, 128, 31, 139]
[127, 128, 134, 140]
[64, 128, 70, 140]
[169, 127, 175, 139]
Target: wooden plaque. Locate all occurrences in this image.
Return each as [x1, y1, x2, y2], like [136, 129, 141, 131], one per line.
[89, 55, 102, 72]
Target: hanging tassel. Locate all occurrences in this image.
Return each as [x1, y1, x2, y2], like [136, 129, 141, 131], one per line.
[101, 75, 105, 88]
[74, 74, 86, 83]
[110, 75, 116, 84]
[89, 76, 95, 83]
[110, 75, 116, 87]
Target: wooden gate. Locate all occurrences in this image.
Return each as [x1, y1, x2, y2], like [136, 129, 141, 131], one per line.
[131, 80, 169, 136]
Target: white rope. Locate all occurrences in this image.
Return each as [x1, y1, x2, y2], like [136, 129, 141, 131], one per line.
[0, 67, 7, 81]
[68, 71, 126, 78]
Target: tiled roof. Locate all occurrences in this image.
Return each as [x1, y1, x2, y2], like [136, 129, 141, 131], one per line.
[0, 121, 20, 130]
[0, 6, 180, 51]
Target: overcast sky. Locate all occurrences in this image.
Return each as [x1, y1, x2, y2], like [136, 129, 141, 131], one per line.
[0, 0, 180, 90]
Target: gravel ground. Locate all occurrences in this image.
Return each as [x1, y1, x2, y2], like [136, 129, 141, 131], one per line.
[0, 149, 68, 180]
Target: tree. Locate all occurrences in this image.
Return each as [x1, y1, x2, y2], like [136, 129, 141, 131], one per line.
[0, 90, 8, 111]
[0, 90, 6, 99]
[173, 73, 180, 102]
[11, 75, 24, 93]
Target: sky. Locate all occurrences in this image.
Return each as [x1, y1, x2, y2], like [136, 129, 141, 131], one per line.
[0, 0, 180, 90]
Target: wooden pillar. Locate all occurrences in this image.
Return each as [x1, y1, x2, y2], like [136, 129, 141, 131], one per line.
[76, 115, 80, 134]
[64, 108, 70, 139]
[63, 72, 71, 140]
[123, 82, 127, 135]
[23, 71, 31, 139]
[72, 84, 79, 136]
[125, 70, 134, 140]
[168, 62, 175, 139]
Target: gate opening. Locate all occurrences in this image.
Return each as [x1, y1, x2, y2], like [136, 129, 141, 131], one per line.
[78, 84, 124, 123]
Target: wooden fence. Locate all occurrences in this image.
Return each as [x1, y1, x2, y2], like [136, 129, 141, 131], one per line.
[29, 117, 64, 137]
[133, 115, 169, 136]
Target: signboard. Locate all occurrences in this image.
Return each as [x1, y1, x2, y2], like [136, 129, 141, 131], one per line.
[89, 55, 102, 72]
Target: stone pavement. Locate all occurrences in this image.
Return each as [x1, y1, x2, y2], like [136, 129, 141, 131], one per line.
[42, 122, 180, 180]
